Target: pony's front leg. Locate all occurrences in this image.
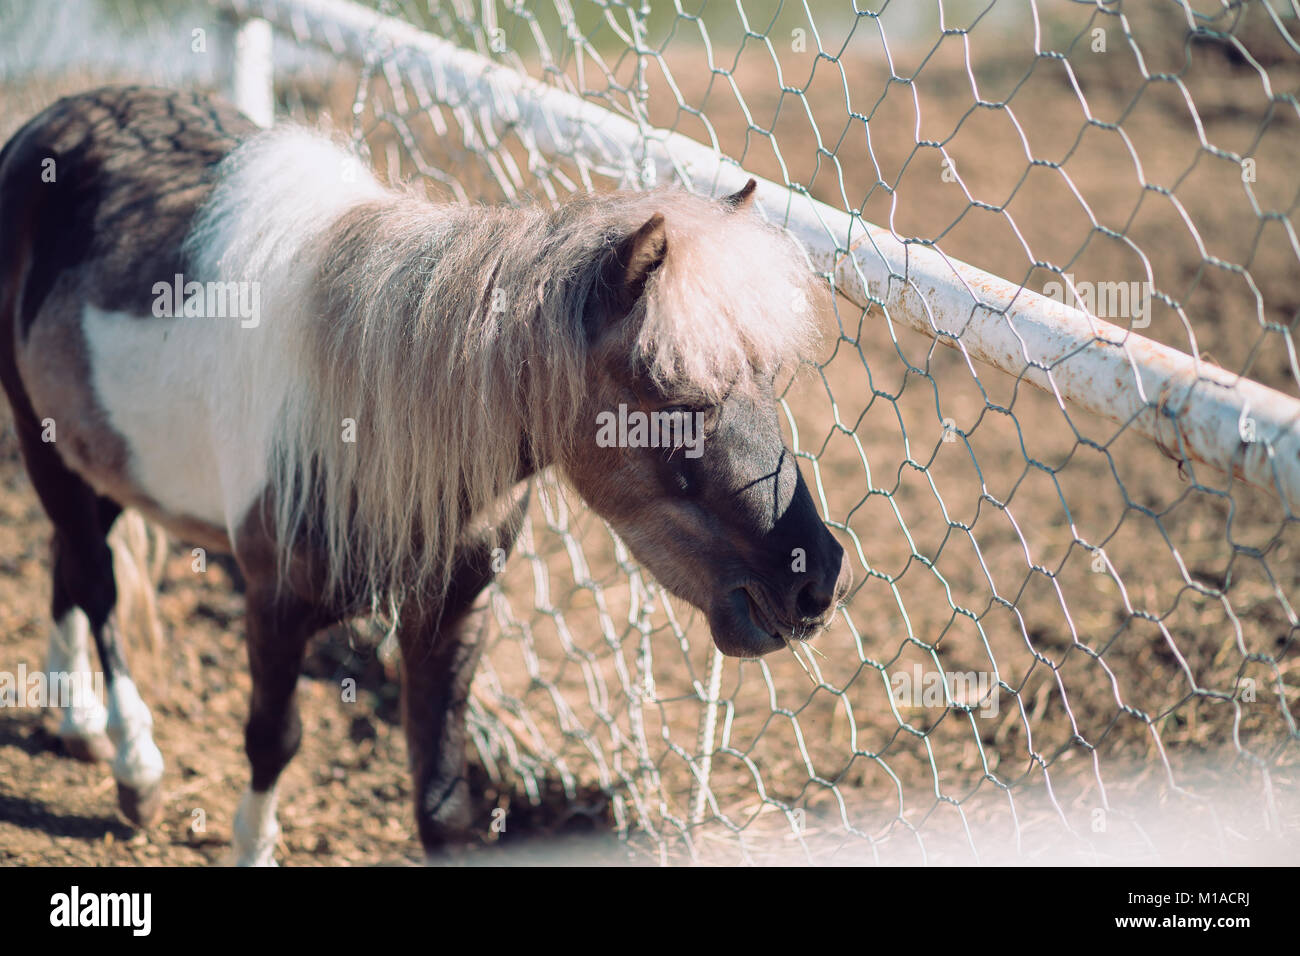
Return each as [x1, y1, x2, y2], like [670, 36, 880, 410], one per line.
[399, 489, 528, 858]
[230, 585, 333, 866]
[397, 598, 489, 857]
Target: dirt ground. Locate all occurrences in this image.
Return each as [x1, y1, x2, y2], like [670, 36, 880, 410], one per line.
[1, 3, 1298, 866]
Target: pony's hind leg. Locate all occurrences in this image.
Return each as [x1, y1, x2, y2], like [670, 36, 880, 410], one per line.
[49, 500, 165, 826]
[14, 403, 165, 823]
[44, 603, 111, 762]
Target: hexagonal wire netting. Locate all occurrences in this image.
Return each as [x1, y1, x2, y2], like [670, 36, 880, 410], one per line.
[209, 0, 1299, 863]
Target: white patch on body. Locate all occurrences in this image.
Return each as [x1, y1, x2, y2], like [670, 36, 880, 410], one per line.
[45, 608, 107, 741]
[104, 675, 163, 789]
[81, 127, 387, 539]
[230, 785, 281, 867]
[82, 309, 231, 526]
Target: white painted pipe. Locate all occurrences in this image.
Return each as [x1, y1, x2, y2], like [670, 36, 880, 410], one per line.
[223, 14, 275, 128]
[689, 647, 724, 826]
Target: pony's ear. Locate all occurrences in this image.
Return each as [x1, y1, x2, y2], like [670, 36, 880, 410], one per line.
[592, 213, 668, 328]
[722, 178, 757, 211]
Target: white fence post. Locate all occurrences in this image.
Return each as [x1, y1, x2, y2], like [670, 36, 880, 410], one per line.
[218, 12, 275, 128]
[689, 647, 725, 826]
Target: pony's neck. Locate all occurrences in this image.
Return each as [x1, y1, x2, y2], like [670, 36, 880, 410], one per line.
[261, 187, 592, 607]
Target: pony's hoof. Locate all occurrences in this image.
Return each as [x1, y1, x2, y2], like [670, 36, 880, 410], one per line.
[116, 780, 163, 828]
[59, 732, 113, 762]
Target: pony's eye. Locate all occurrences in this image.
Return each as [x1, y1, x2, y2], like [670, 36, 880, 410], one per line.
[653, 405, 709, 497]
[668, 457, 694, 495]
[661, 404, 717, 432]
[662, 446, 698, 496]
[656, 405, 715, 450]
[660, 404, 697, 422]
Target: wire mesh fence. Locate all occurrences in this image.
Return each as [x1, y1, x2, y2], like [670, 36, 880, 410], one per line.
[3, 0, 1299, 863]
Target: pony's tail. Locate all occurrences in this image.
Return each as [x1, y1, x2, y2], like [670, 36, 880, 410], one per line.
[108, 510, 168, 654]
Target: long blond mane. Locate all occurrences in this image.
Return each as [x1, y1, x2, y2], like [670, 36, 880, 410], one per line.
[189, 127, 824, 613]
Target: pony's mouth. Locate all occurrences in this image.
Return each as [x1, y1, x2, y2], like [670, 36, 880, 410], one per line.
[707, 585, 808, 658]
[742, 588, 782, 639]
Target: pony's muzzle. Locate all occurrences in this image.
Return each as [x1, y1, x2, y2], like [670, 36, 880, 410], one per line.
[709, 542, 852, 658]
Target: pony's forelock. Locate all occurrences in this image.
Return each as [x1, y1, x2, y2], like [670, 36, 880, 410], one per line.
[631, 191, 824, 400]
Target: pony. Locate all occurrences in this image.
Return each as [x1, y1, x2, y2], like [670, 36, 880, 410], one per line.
[0, 85, 851, 864]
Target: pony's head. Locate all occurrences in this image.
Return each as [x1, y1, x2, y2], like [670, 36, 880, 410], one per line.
[559, 181, 852, 657]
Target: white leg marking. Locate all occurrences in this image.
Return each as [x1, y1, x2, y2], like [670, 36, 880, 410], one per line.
[46, 609, 108, 741]
[230, 785, 281, 867]
[105, 675, 164, 790]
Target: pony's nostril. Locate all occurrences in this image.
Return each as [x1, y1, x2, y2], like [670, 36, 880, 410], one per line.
[795, 579, 833, 621]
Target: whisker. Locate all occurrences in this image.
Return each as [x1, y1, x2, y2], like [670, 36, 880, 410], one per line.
[791, 638, 826, 684]
[787, 641, 815, 684]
